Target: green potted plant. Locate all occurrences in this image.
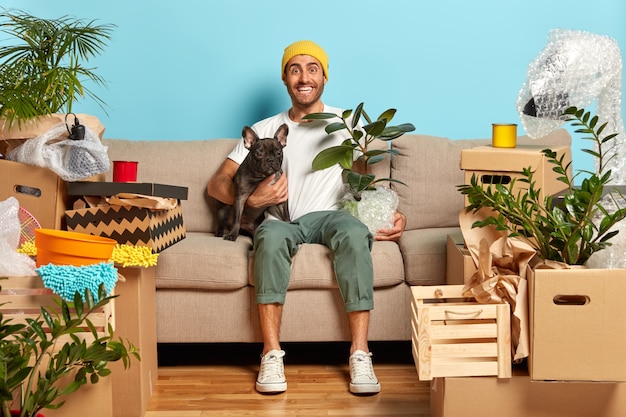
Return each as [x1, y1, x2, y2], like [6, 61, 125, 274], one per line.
[0, 9, 114, 129]
[304, 102, 415, 231]
[458, 106, 626, 265]
[0, 283, 139, 417]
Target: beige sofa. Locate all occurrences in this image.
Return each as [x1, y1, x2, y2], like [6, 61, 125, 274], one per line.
[103, 129, 570, 344]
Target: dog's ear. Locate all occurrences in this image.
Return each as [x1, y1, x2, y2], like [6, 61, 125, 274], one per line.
[242, 126, 259, 149]
[274, 123, 289, 147]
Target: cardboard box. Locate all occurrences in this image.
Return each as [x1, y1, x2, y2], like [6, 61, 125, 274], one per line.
[0, 159, 70, 230]
[431, 365, 626, 417]
[461, 144, 571, 203]
[0, 275, 114, 417]
[44, 376, 113, 417]
[410, 285, 511, 380]
[0, 113, 106, 158]
[528, 265, 626, 382]
[446, 234, 477, 285]
[65, 203, 186, 252]
[111, 266, 158, 417]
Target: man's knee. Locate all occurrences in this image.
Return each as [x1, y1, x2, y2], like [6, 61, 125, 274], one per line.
[328, 213, 373, 251]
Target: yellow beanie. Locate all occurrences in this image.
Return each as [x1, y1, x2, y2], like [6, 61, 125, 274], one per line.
[281, 40, 329, 79]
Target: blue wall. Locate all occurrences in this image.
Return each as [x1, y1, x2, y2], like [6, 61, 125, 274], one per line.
[2, 0, 626, 174]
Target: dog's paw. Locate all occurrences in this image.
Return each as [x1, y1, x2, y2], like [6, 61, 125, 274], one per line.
[223, 233, 237, 241]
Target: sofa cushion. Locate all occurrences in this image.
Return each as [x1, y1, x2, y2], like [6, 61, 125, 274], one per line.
[391, 130, 572, 231]
[155, 231, 252, 290]
[399, 226, 461, 285]
[248, 240, 405, 290]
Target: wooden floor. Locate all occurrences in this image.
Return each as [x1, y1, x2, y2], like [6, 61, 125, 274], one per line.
[145, 342, 431, 416]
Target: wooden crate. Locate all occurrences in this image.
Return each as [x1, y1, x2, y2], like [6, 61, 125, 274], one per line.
[410, 285, 511, 380]
[0, 275, 114, 347]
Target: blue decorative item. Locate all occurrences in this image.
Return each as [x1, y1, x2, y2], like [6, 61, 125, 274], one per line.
[36, 261, 118, 302]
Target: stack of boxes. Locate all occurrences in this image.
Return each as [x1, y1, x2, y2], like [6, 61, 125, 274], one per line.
[1, 116, 187, 417]
[418, 143, 626, 417]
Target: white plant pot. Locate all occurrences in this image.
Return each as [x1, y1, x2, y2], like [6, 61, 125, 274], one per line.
[340, 186, 398, 234]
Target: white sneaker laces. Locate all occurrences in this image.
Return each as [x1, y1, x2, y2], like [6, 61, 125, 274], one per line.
[258, 350, 285, 382]
[350, 351, 377, 382]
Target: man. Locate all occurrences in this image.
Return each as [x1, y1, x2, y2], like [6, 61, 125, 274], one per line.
[207, 40, 406, 395]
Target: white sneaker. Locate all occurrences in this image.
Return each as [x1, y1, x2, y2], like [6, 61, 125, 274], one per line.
[349, 350, 381, 394]
[256, 349, 287, 394]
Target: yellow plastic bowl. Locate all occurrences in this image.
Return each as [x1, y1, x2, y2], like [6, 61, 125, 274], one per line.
[35, 229, 116, 267]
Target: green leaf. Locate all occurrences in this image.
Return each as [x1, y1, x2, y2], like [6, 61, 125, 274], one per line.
[346, 172, 375, 193]
[324, 122, 347, 134]
[302, 112, 338, 120]
[363, 120, 386, 137]
[377, 108, 396, 122]
[311, 145, 354, 170]
[352, 102, 364, 129]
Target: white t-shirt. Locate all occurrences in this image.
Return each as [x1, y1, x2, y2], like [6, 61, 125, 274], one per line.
[227, 105, 352, 221]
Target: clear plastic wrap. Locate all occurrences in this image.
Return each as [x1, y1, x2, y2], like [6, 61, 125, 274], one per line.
[518, 29, 626, 268]
[341, 186, 398, 234]
[0, 197, 36, 276]
[7, 122, 110, 182]
[517, 29, 625, 184]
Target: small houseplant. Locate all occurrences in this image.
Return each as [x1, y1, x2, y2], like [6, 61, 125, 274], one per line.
[0, 9, 114, 129]
[0, 283, 138, 417]
[304, 102, 415, 231]
[458, 106, 626, 265]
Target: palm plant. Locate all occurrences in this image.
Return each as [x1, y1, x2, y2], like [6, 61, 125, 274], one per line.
[0, 9, 114, 129]
[458, 106, 626, 265]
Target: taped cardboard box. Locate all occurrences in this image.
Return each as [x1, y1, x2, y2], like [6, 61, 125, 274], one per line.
[431, 365, 626, 417]
[65, 202, 186, 252]
[460, 144, 571, 203]
[111, 266, 158, 417]
[528, 265, 626, 382]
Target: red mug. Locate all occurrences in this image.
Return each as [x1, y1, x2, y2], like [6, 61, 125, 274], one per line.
[112, 161, 138, 182]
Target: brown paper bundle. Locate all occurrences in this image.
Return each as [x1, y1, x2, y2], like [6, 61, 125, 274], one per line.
[459, 208, 536, 361]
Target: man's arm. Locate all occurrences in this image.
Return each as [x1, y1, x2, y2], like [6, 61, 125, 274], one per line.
[207, 158, 238, 205]
[207, 158, 288, 208]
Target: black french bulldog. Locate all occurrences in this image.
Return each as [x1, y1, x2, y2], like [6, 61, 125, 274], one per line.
[216, 124, 290, 241]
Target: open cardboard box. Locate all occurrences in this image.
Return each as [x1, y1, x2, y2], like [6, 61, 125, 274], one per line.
[0, 114, 107, 230]
[528, 264, 626, 382]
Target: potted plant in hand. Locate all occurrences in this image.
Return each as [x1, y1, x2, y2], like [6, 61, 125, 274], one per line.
[458, 106, 626, 266]
[0, 9, 114, 136]
[0, 283, 138, 417]
[304, 102, 415, 232]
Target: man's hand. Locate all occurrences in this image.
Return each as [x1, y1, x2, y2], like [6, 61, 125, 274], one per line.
[246, 173, 289, 209]
[374, 210, 406, 241]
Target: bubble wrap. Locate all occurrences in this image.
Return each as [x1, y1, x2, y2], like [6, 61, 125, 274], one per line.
[341, 186, 399, 234]
[516, 29, 625, 184]
[7, 122, 110, 182]
[0, 197, 37, 276]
